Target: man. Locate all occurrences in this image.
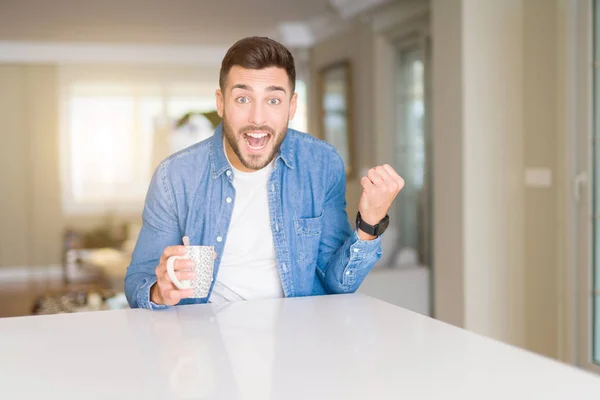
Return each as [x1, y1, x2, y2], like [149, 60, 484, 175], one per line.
[125, 36, 404, 309]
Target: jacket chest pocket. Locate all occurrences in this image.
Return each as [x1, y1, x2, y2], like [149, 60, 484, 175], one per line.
[294, 215, 322, 266]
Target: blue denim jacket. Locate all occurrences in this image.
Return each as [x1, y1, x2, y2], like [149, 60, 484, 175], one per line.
[125, 125, 383, 309]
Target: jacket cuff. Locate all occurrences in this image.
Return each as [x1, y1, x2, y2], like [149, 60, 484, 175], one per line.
[137, 277, 171, 310]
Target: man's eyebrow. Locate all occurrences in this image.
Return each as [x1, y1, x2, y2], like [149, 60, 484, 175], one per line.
[265, 85, 287, 94]
[231, 83, 252, 92]
[230, 84, 287, 94]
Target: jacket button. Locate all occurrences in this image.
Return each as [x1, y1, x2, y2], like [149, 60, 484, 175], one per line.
[226, 197, 232, 203]
[217, 236, 223, 242]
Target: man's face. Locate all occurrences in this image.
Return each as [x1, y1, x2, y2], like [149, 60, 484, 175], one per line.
[216, 66, 297, 172]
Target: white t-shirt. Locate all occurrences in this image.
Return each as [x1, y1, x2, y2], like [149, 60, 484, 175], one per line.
[209, 152, 283, 304]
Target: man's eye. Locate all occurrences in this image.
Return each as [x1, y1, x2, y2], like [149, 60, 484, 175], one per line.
[236, 97, 250, 104]
[268, 98, 281, 105]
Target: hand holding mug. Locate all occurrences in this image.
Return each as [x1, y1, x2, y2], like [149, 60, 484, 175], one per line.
[151, 245, 215, 306]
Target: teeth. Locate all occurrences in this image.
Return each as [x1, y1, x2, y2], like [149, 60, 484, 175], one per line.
[246, 132, 268, 138]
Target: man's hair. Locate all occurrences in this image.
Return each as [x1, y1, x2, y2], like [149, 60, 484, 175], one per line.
[219, 36, 296, 93]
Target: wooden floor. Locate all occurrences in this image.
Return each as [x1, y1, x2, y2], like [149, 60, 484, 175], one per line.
[0, 279, 67, 318]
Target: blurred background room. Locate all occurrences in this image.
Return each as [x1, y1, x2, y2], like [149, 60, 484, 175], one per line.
[0, 0, 598, 375]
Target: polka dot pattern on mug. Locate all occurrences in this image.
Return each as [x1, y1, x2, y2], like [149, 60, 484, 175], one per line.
[186, 246, 214, 298]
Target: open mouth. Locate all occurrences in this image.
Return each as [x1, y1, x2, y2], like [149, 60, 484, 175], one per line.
[244, 132, 270, 152]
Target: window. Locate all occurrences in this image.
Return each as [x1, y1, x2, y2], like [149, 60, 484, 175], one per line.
[393, 43, 432, 269]
[575, 0, 600, 373]
[61, 80, 214, 215]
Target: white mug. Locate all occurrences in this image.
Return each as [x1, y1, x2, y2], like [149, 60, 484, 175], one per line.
[166, 246, 215, 298]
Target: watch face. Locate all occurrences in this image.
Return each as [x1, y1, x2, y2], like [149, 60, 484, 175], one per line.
[377, 216, 390, 235]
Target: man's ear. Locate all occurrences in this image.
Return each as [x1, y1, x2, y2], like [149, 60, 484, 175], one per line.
[216, 89, 224, 118]
[288, 92, 298, 121]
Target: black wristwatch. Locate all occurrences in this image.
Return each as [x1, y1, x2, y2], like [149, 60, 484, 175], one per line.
[356, 212, 390, 237]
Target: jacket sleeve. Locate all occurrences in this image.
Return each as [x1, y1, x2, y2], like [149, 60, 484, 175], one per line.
[125, 161, 182, 309]
[316, 153, 382, 294]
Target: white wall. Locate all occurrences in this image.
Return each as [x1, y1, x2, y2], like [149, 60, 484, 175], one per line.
[432, 0, 528, 348]
[0, 65, 63, 267]
[432, 0, 564, 356]
[522, 0, 561, 359]
[430, 0, 466, 328]
[461, 0, 526, 348]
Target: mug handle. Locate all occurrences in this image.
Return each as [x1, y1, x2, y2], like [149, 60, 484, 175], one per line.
[166, 255, 188, 290]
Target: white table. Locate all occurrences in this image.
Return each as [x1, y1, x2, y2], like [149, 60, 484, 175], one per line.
[2, 294, 600, 399]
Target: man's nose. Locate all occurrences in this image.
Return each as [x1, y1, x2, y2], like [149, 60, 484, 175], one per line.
[249, 103, 267, 126]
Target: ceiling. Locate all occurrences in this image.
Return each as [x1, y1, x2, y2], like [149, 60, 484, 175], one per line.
[0, 0, 334, 47]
